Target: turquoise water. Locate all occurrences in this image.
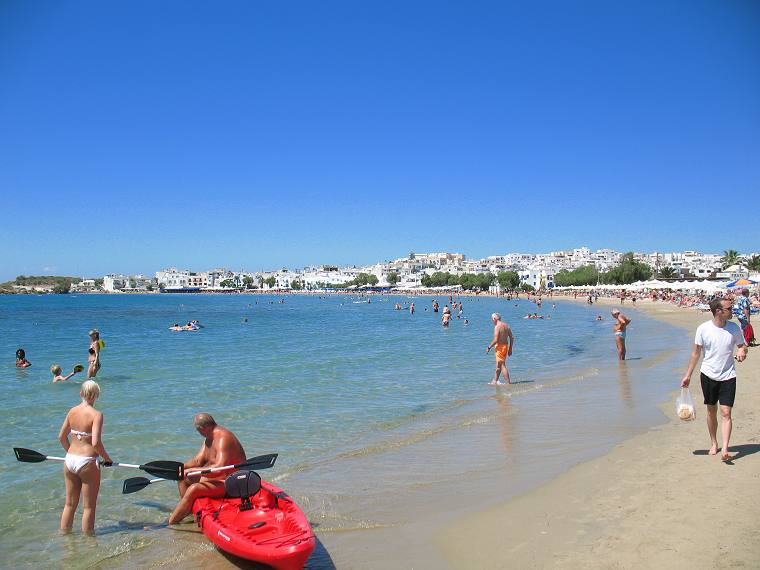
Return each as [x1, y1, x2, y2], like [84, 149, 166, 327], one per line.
[0, 294, 690, 568]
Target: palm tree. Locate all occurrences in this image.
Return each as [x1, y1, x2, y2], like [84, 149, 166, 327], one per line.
[658, 266, 677, 279]
[721, 249, 741, 269]
[746, 254, 760, 271]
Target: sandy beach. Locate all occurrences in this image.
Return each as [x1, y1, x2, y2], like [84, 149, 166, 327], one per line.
[437, 297, 760, 569]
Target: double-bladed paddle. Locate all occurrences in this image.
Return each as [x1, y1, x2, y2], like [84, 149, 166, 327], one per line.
[13, 447, 185, 481]
[122, 453, 278, 494]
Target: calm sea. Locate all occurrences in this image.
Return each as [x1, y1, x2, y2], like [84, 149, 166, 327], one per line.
[0, 294, 691, 568]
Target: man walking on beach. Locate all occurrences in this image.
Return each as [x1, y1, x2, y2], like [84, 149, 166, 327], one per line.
[681, 298, 747, 461]
[611, 309, 631, 360]
[169, 413, 247, 524]
[486, 313, 514, 385]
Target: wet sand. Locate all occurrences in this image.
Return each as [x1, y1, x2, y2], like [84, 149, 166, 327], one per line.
[437, 297, 760, 569]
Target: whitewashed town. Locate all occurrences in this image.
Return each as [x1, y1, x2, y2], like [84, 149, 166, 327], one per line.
[47, 247, 759, 294]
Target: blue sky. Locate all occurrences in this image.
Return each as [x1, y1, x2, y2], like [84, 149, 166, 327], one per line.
[1, 0, 758, 280]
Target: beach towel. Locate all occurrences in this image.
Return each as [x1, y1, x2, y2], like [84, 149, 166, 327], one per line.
[744, 322, 755, 346]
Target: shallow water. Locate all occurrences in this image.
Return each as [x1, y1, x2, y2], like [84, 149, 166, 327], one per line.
[0, 294, 690, 568]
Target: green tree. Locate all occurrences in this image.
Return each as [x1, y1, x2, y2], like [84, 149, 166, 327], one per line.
[264, 276, 277, 289]
[146, 283, 154, 291]
[554, 265, 597, 287]
[496, 271, 520, 289]
[456, 272, 494, 291]
[657, 266, 677, 279]
[243, 276, 254, 289]
[601, 253, 652, 285]
[53, 281, 71, 294]
[746, 254, 760, 271]
[520, 283, 535, 292]
[350, 273, 379, 287]
[721, 249, 741, 269]
[220, 279, 236, 288]
[387, 272, 399, 285]
[421, 272, 450, 288]
[290, 279, 302, 290]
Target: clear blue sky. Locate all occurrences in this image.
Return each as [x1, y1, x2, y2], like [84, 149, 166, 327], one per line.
[1, 0, 758, 280]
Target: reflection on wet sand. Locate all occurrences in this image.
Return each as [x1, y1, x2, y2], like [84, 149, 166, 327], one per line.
[492, 392, 517, 457]
[617, 362, 633, 409]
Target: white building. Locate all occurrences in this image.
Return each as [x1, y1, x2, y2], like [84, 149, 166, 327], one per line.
[518, 268, 555, 290]
[104, 274, 155, 292]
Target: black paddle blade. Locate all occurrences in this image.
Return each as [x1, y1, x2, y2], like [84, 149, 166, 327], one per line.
[13, 448, 46, 463]
[239, 453, 278, 471]
[123, 477, 153, 494]
[141, 460, 184, 481]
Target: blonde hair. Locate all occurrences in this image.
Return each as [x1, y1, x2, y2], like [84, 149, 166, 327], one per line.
[51, 364, 62, 375]
[80, 380, 101, 402]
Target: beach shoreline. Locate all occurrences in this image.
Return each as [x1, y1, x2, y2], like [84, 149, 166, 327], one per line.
[436, 297, 760, 569]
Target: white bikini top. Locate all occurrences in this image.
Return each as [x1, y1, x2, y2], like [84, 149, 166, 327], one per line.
[70, 429, 92, 441]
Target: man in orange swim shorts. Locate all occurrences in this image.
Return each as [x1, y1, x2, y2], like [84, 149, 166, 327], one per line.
[486, 312, 514, 385]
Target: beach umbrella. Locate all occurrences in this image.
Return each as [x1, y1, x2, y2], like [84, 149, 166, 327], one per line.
[726, 278, 757, 288]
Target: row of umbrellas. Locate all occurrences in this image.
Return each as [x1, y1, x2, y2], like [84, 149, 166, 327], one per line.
[557, 278, 757, 292]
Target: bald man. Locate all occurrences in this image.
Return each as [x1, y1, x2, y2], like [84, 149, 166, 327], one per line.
[486, 312, 514, 385]
[168, 413, 246, 524]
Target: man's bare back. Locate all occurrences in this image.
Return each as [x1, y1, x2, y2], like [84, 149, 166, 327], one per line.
[194, 426, 246, 471]
[494, 321, 512, 344]
[168, 414, 246, 524]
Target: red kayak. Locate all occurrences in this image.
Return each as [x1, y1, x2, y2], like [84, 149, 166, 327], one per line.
[194, 477, 315, 569]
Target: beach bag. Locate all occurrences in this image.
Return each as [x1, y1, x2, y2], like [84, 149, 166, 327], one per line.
[744, 322, 755, 346]
[675, 388, 696, 421]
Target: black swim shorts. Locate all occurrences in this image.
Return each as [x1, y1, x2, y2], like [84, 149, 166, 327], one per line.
[700, 373, 736, 407]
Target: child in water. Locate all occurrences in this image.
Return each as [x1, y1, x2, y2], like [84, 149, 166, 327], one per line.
[16, 349, 31, 368]
[51, 364, 82, 383]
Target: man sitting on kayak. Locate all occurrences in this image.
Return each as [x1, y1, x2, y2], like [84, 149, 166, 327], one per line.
[168, 413, 247, 524]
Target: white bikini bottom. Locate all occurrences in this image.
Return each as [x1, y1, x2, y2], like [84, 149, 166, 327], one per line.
[65, 453, 99, 475]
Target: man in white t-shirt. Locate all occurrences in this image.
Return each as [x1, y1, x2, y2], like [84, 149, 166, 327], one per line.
[682, 298, 748, 461]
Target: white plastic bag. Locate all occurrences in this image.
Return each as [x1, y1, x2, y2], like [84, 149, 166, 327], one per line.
[675, 387, 696, 421]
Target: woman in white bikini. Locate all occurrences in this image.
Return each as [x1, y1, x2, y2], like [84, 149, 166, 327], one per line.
[57, 380, 112, 535]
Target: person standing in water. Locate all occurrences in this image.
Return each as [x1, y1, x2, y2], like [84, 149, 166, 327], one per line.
[87, 330, 101, 378]
[57, 380, 112, 534]
[486, 313, 514, 385]
[16, 348, 31, 368]
[611, 309, 631, 360]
